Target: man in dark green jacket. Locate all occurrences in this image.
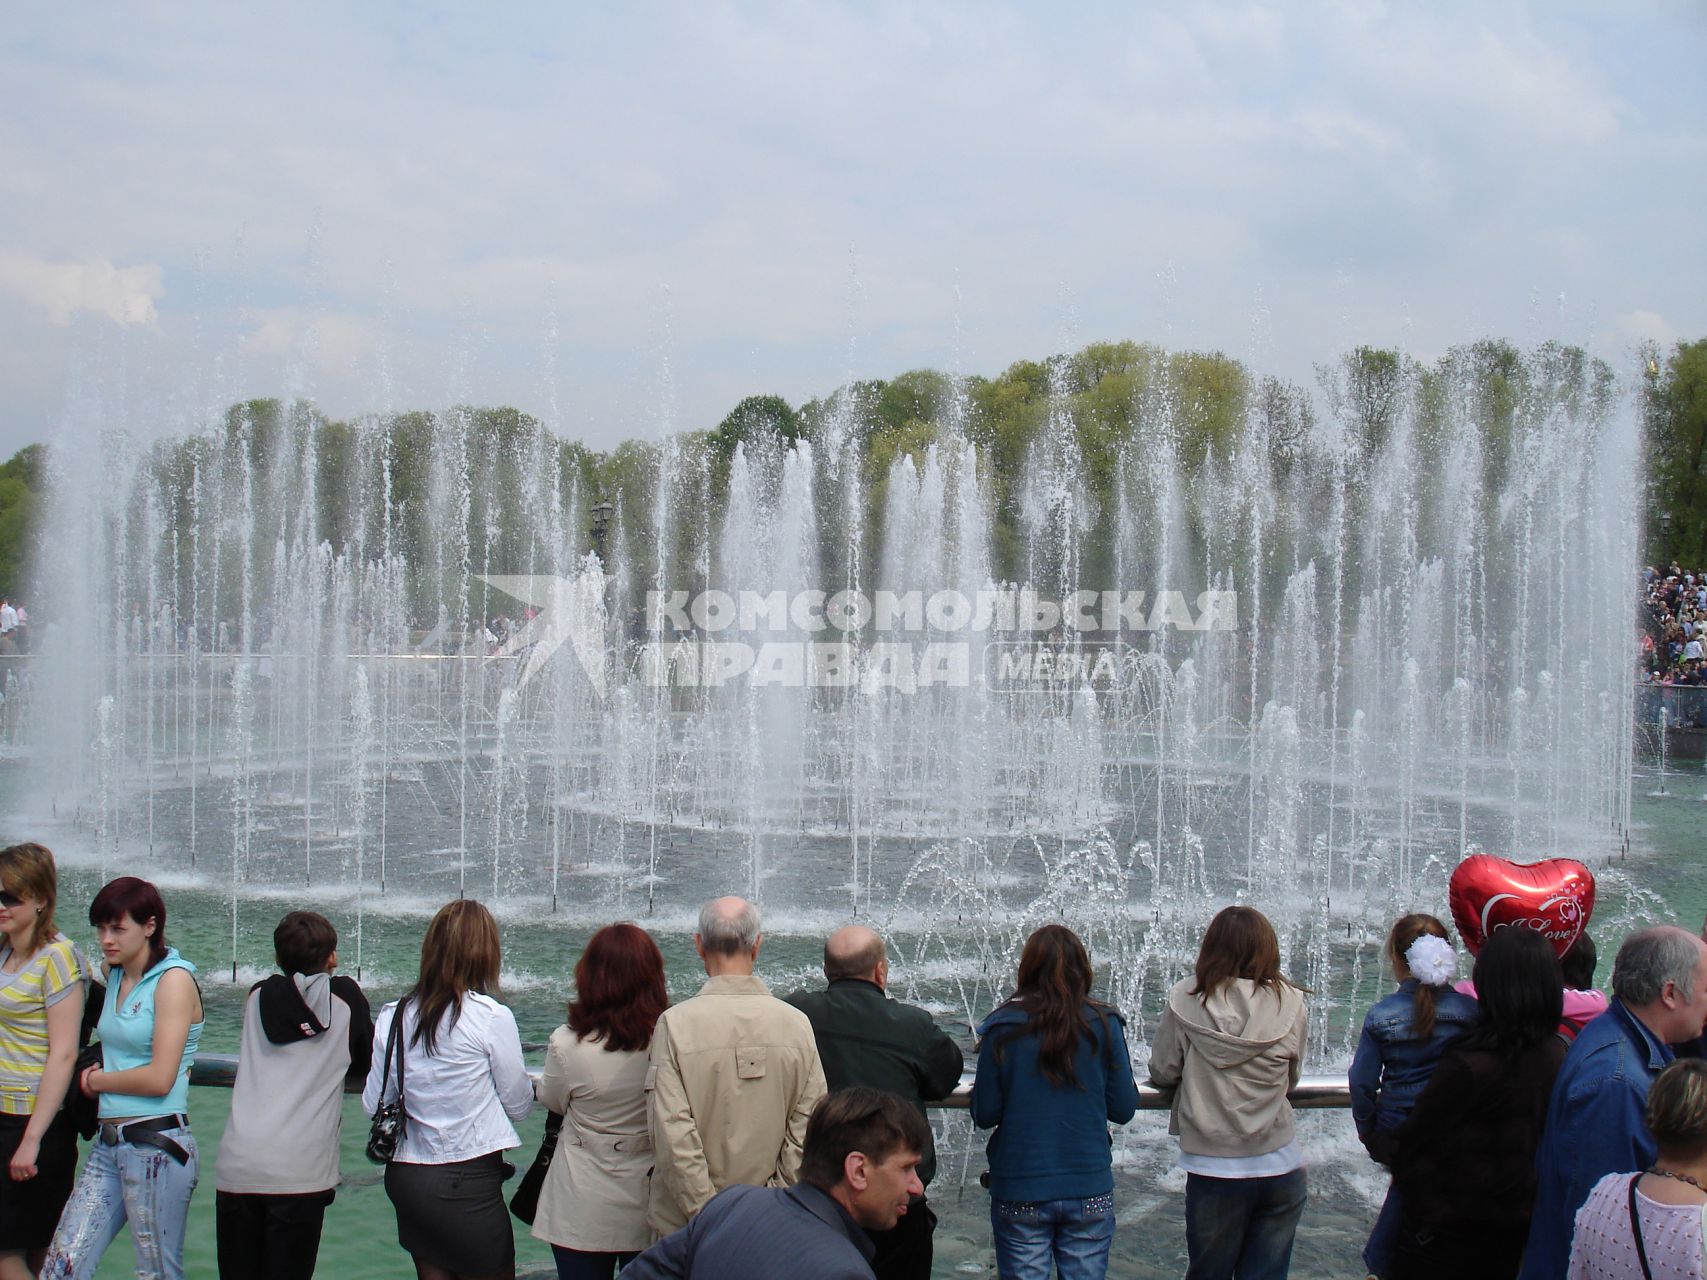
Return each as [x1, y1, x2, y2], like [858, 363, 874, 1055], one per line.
[786, 926, 966, 1280]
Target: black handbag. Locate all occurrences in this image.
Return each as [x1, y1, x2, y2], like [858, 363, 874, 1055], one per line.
[365, 999, 407, 1164]
[508, 1109, 563, 1224]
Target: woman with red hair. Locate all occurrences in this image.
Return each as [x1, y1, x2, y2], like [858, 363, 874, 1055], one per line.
[532, 922, 670, 1280]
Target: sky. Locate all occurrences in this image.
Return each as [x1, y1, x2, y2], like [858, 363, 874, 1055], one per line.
[0, 1, 1703, 458]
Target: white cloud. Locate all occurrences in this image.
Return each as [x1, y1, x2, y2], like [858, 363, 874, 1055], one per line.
[0, 1, 1697, 460]
[1616, 310, 1677, 348]
[0, 256, 162, 325]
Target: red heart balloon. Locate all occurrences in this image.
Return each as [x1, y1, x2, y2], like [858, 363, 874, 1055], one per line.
[1448, 854, 1597, 957]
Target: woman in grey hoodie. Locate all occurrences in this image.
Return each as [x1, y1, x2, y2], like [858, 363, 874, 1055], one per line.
[1148, 906, 1308, 1280]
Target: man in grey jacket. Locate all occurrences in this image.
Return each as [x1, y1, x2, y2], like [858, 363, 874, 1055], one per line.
[624, 1088, 929, 1280]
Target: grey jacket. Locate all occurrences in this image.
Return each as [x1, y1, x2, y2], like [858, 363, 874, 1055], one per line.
[624, 1182, 875, 1280]
[216, 972, 372, 1194]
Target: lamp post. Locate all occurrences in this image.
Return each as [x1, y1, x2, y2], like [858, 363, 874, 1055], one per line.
[589, 499, 615, 562]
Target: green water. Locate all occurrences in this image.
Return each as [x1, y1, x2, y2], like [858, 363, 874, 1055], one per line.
[28, 759, 1707, 1278]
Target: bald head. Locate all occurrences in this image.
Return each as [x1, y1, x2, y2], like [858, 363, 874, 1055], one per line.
[825, 925, 887, 987]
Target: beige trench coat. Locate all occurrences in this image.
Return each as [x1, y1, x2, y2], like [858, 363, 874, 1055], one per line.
[531, 1025, 655, 1253]
[645, 974, 827, 1236]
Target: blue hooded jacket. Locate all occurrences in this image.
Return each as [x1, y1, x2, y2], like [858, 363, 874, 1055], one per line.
[970, 999, 1140, 1202]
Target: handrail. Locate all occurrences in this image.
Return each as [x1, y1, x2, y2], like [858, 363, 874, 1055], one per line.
[186, 1055, 1351, 1110]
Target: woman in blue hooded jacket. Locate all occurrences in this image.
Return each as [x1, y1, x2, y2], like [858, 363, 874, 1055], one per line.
[971, 924, 1139, 1280]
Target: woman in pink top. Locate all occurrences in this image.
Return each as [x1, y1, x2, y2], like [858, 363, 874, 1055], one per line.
[1568, 1058, 1707, 1279]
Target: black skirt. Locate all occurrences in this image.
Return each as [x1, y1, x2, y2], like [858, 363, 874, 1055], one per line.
[384, 1152, 514, 1273]
[0, 1107, 78, 1250]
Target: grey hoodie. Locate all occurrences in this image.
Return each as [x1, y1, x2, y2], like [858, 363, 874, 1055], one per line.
[216, 971, 372, 1195]
[1147, 976, 1307, 1159]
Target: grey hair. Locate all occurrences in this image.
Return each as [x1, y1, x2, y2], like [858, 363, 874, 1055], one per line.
[1613, 927, 1704, 1005]
[698, 898, 761, 955]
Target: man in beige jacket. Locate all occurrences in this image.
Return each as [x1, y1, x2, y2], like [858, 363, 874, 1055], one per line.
[647, 896, 828, 1237]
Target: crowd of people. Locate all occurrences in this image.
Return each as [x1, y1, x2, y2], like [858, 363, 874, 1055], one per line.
[1642, 565, 1707, 684]
[0, 843, 1704, 1279]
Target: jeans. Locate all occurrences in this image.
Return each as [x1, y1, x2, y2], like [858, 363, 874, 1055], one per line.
[215, 1189, 336, 1280]
[40, 1124, 200, 1280]
[551, 1245, 639, 1280]
[1184, 1170, 1307, 1280]
[1362, 1181, 1402, 1276]
[990, 1193, 1116, 1280]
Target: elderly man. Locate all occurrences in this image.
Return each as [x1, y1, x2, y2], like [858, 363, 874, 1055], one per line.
[1520, 925, 1707, 1279]
[647, 896, 828, 1237]
[626, 1088, 930, 1280]
[787, 925, 963, 1280]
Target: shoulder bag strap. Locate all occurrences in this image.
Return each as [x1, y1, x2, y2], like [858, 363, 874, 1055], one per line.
[381, 999, 406, 1104]
[1628, 1173, 1655, 1280]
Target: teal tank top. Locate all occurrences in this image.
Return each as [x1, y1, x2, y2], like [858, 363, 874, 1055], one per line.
[97, 948, 203, 1119]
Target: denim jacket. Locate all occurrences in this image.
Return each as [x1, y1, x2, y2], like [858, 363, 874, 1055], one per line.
[1519, 999, 1673, 1280]
[1347, 980, 1480, 1138]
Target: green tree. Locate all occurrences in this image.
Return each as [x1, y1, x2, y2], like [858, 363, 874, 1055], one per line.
[1649, 338, 1707, 563]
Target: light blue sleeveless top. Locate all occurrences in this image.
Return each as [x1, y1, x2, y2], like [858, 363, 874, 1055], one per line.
[97, 948, 203, 1119]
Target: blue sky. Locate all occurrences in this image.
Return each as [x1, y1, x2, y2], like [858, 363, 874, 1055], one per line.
[1, 2, 1702, 457]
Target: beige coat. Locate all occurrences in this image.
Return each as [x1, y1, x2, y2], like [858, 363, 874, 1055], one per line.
[645, 974, 827, 1236]
[531, 1025, 654, 1253]
[1147, 976, 1307, 1159]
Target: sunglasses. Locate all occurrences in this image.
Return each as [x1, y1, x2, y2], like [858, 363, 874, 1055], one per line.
[0, 891, 23, 909]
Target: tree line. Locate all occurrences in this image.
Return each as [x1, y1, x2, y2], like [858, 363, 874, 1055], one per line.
[0, 336, 1700, 609]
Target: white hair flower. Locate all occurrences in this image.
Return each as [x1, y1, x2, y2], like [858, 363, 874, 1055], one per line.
[1405, 934, 1457, 987]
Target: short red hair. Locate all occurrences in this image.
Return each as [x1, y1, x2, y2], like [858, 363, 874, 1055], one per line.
[567, 922, 667, 1053]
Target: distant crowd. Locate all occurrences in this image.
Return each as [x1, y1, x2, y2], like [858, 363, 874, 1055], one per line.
[0, 842, 1704, 1279]
[1642, 564, 1707, 685]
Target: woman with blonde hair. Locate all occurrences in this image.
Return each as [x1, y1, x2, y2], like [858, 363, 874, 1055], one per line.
[363, 900, 533, 1280]
[0, 844, 86, 1280]
[1149, 906, 1309, 1280]
[1569, 1057, 1707, 1276]
[533, 922, 669, 1280]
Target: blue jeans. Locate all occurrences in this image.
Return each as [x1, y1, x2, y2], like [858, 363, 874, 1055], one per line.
[990, 1193, 1116, 1280]
[552, 1245, 639, 1279]
[1362, 1180, 1402, 1276]
[41, 1124, 200, 1280]
[1184, 1169, 1306, 1280]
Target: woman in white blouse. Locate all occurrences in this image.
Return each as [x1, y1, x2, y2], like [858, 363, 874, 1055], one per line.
[532, 922, 668, 1280]
[363, 900, 533, 1280]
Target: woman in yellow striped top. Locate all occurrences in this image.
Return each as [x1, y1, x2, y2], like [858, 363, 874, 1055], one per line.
[0, 843, 85, 1280]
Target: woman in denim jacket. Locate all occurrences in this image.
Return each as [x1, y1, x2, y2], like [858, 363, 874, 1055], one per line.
[1348, 914, 1479, 1278]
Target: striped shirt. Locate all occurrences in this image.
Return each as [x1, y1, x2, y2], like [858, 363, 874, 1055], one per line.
[0, 937, 85, 1116]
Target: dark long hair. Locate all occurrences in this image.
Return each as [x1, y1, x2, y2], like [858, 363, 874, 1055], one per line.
[567, 922, 668, 1053]
[1460, 926, 1562, 1054]
[406, 900, 502, 1055]
[1192, 906, 1289, 1003]
[1388, 913, 1451, 1039]
[996, 924, 1100, 1089]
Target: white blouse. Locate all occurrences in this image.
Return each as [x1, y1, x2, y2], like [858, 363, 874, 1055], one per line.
[362, 992, 535, 1164]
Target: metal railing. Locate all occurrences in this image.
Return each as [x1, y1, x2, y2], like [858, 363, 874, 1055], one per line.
[186, 1054, 1351, 1110]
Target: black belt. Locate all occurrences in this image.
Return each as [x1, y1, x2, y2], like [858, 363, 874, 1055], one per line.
[98, 1114, 191, 1165]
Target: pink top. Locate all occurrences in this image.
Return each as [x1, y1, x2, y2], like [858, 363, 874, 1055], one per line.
[1452, 980, 1609, 1023]
[1568, 1172, 1706, 1279]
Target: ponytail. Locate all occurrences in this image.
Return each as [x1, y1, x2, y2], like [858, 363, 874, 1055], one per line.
[1387, 912, 1452, 1040]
